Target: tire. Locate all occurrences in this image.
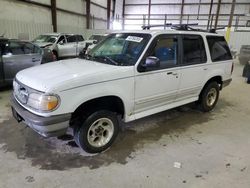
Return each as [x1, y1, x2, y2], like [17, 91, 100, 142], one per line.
[73, 110, 119, 153]
[198, 82, 220, 112]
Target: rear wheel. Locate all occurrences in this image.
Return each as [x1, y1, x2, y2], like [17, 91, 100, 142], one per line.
[73, 110, 119, 153]
[198, 82, 220, 112]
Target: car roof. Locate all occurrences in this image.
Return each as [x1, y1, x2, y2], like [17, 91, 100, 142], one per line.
[91, 34, 109, 36]
[41, 33, 82, 36]
[110, 30, 223, 37]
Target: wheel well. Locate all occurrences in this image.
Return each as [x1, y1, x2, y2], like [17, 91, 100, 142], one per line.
[70, 96, 125, 124]
[52, 50, 58, 57]
[206, 76, 222, 89]
[199, 76, 222, 97]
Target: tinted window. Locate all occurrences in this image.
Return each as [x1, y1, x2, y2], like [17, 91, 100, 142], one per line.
[182, 35, 207, 65]
[34, 45, 41, 54]
[23, 43, 33, 54]
[66, 35, 77, 43]
[206, 36, 232, 62]
[141, 35, 178, 71]
[76, 35, 84, 41]
[9, 41, 24, 55]
[23, 42, 41, 54]
[57, 35, 65, 44]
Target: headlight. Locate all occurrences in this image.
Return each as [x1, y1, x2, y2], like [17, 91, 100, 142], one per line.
[27, 93, 60, 112]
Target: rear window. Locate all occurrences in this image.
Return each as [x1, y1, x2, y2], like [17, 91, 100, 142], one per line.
[182, 35, 207, 65]
[66, 35, 77, 43]
[206, 36, 232, 62]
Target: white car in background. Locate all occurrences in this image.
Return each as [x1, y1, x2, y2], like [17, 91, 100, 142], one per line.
[33, 33, 86, 60]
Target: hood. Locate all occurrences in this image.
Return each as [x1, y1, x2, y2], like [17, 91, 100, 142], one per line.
[16, 58, 134, 92]
[34, 42, 53, 48]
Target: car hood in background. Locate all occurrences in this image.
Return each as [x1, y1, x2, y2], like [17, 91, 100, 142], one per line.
[34, 42, 53, 48]
[15, 58, 134, 92]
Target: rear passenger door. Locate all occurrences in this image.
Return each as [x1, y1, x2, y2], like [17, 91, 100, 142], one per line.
[177, 35, 208, 101]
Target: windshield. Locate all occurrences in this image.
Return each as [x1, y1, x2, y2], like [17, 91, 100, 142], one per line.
[33, 35, 58, 43]
[82, 33, 151, 66]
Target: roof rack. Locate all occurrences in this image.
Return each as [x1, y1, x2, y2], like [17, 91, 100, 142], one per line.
[142, 23, 224, 33]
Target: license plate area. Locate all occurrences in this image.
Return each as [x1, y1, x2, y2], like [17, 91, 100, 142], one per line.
[11, 107, 23, 123]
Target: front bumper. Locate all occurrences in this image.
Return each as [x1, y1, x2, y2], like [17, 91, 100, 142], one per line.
[10, 94, 71, 137]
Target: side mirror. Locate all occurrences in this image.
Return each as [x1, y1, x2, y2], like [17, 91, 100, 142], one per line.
[142, 56, 160, 68]
[58, 40, 64, 45]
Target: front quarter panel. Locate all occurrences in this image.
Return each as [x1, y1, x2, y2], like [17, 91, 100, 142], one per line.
[57, 76, 135, 121]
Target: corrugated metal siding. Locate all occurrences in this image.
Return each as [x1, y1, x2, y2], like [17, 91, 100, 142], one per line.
[0, 19, 53, 40]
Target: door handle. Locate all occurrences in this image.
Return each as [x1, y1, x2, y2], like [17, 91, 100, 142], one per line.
[167, 72, 178, 76]
[204, 68, 208, 70]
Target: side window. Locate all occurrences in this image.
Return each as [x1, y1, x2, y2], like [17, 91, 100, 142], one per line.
[141, 35, 178, 71]
[76, 35, 84, 41]
[57, 35, 65, 44]
[33, 45, 42, 54]
[206, 36, 232, 62]
[182, 35, 207, 65]
[66, 35, 77, 43]
[23, 43, 33, 54]
[9, 41, 24, 55]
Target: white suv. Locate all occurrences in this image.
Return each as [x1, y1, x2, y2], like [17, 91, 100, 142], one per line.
[11, 28, 233, 153]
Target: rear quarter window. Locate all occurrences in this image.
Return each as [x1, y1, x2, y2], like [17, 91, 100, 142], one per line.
[206, 36, 232, 62]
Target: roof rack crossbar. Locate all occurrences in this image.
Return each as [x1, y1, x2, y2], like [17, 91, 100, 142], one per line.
[141, 23, 225, 33]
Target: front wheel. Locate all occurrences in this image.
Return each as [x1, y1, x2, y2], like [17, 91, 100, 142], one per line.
[199, 82, 220, 112]
[73, 110, 119, 153]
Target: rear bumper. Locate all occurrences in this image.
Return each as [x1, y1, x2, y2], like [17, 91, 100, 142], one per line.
[10, 94, 71, 137]
[222, 78, 232, 88]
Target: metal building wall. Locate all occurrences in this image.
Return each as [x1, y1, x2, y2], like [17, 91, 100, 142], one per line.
[0, 0, 122, 40]
[124, 0, 250, 30]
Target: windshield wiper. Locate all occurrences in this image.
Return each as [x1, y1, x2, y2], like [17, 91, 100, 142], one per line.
[103, 56, 118, 65]
[94, 56, 119, 65]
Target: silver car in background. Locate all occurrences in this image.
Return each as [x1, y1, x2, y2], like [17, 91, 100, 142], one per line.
[33, 33, 86, 60]
[0, 38, 54, 87]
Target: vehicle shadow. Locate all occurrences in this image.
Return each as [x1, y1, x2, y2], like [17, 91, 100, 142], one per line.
[0, 99, 234, 171]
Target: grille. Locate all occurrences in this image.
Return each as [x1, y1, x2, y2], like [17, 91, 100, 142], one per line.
[13, 80, 29, 104]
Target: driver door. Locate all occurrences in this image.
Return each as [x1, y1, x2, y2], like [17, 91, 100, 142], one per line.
[134, 34, 181, 116]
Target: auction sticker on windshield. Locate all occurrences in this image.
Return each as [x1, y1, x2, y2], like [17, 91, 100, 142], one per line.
[125, 36, 143, 43]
